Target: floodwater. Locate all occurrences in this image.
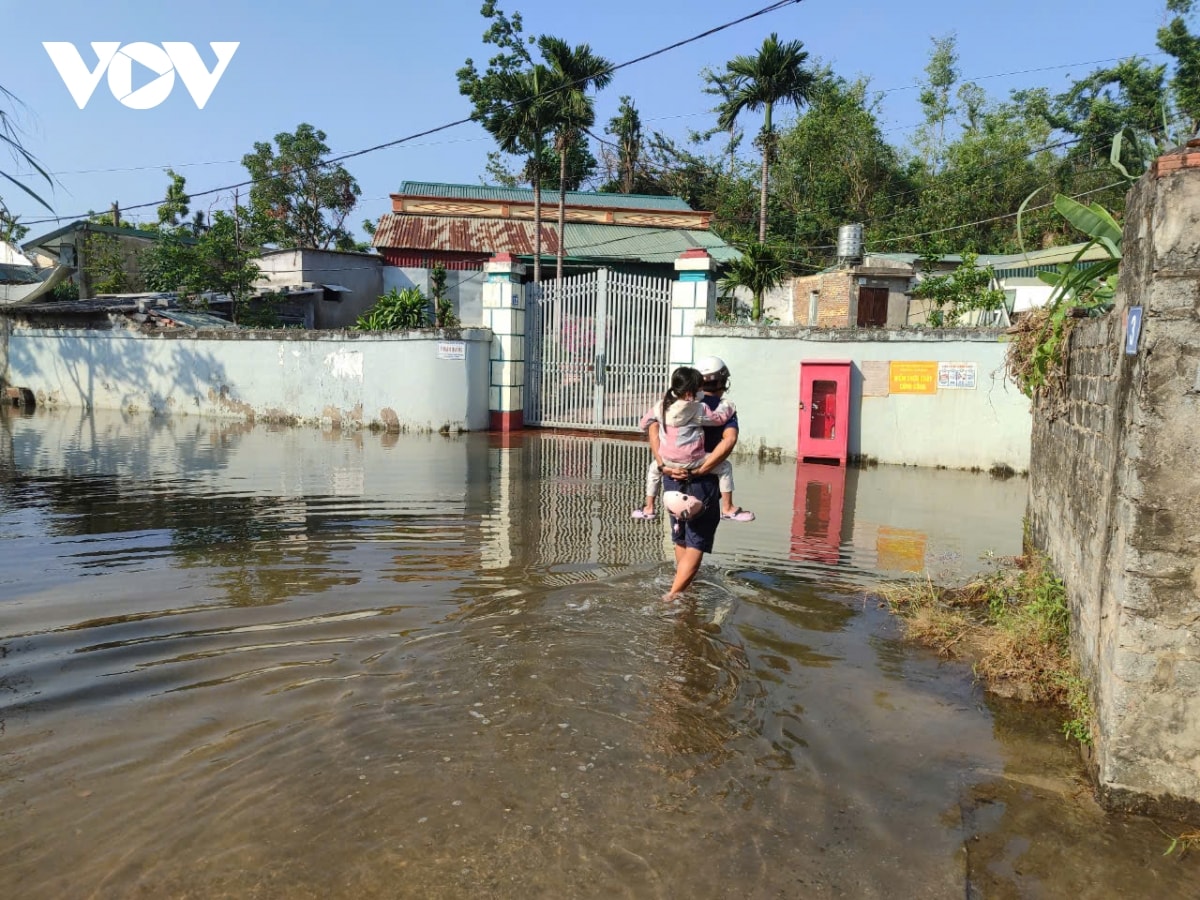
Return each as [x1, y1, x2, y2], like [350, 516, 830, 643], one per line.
[0, 409, 1195, 899]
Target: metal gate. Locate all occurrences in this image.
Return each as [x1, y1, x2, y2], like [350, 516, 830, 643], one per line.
[525, 268, 672, 432]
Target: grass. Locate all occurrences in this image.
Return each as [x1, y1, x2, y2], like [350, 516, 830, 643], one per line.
[1163, 829, 1200, 858]
[879, 547, 1094, 745]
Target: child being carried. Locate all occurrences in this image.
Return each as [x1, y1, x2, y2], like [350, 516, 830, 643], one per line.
[636, 366, 736, 505]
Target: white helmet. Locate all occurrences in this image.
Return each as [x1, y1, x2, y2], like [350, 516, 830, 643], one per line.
[695, 355, 730, 390]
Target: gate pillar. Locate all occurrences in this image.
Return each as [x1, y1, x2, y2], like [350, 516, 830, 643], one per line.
[483, 253, 526, 431]
[670, 248, 718, 369]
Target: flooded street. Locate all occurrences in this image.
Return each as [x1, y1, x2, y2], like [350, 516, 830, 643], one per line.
[1, 408, 1195, 898]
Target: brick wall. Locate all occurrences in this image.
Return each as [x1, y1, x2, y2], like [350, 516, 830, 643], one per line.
[791, 272, 852, 327]
[1028, 151, 1200, 819]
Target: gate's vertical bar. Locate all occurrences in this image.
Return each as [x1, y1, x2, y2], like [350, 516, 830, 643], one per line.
[592, 267, 609, 427]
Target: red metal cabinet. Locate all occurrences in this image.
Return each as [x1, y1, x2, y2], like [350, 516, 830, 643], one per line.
[798, 360, 851, 465]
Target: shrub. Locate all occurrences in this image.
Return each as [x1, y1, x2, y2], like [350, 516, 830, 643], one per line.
[355, 287, 430, 330]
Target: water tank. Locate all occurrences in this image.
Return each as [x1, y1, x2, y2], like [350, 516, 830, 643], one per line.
[836, 223, 864, 263]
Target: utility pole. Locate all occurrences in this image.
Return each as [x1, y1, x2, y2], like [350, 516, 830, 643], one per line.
[233, 188, 242, 324]
[110, 202, 120, 227]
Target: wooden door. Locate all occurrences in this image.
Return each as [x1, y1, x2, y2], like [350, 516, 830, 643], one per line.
[856, 286, 888, 327]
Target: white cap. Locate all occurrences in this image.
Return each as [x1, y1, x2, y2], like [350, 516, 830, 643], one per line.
[695, 356, 728, 377]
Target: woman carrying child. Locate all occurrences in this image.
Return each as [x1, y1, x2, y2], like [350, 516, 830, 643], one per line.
[637, 366, 735, 601]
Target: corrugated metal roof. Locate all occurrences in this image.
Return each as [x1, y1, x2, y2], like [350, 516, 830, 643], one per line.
[397, 181, 694, 212]
[373, 215, 560, 256]
[373, 214, 737, 265]
[871, 242, 1111, 273]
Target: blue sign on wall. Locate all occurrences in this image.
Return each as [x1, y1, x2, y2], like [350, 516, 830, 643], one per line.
[1125, 306, 1143, 355]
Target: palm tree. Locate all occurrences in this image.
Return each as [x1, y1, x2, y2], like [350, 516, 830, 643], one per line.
[718, 241, 788, 323]
[1, 85, 52, 218]
[539, 37, 612, 282]
[488, 65, 558, 284]
[717, 34, 816, 243]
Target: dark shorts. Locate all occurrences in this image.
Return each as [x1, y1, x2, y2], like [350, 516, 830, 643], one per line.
[663, 473, 721, 553]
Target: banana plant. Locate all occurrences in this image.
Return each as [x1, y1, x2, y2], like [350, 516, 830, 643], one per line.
[1038, 193, 1122, 314]
[1010, 191, 1125, 397]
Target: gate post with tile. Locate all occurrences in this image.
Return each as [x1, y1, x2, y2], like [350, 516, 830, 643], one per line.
[670, 249, 718, 369]
[483, 253, 526, 431]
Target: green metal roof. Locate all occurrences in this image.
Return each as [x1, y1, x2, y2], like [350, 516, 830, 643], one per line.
[23, 220, 194, 251]
[558, 223, 738, 265]
[397, 181, 695, 212]
[871, 242, 1111, 276]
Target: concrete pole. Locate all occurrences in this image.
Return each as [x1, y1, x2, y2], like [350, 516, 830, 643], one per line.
[669, 248, 718, 370]
[482, 252, 526, 431]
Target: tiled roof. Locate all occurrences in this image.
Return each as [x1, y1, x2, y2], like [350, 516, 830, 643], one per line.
[372, 214, 738, 265]
[397, 181, 694, 212]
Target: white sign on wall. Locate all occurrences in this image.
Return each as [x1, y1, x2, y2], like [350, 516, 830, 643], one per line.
[937, 361, 977, 389]
[437, 341, 466, 360]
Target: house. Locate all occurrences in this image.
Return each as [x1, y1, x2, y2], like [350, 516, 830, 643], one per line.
[254, 248, 383, 329]
[1, 240, 71, 304]
[371, 182, 740, 325]
[788, 242, 1113, 328]
[22, 220, 176, 299]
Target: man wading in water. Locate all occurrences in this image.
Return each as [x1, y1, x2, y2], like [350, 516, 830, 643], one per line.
[640, 357, 751, 600]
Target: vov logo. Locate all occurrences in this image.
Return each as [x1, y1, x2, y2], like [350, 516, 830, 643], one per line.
[43, 42, 239, 110]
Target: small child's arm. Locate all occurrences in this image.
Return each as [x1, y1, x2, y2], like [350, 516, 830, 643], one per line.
[695, 397, 736, 426]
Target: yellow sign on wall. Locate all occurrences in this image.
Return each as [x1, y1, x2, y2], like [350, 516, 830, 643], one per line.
[889, 361, 938, 394]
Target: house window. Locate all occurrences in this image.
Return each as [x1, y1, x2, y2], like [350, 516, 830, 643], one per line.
[808, 290, 819, 326]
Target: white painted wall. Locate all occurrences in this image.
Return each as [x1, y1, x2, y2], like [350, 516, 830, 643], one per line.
[4, 326, 491, 432]
[693, 325, 1032, 470]
[257, 249, 384, 330]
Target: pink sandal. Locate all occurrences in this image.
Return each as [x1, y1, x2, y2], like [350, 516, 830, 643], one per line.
[721, 508, 755, 522]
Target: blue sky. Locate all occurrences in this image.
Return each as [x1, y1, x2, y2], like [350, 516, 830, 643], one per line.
[1, 0, 1173, 240]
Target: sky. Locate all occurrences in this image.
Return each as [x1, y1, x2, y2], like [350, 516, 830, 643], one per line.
[0, 0, 1175, 242]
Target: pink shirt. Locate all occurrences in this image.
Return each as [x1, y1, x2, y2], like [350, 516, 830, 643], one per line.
[640, 396, 736, 466]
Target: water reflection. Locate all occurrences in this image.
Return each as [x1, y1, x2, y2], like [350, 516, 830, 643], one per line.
[1, 408, 1195, 898]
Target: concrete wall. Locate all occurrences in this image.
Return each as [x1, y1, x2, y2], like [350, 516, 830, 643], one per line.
[2, 324, 491, 432]
[383, 266, 486, 327]
[1027, 154, 1200, 818]
[693, 325, 1031, 470]
[257, 249, 384, 329]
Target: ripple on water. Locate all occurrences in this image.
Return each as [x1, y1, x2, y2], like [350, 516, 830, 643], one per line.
[2, 411, 1195, 898]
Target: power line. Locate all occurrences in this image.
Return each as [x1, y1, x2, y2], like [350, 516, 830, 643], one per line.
[863, 180, 1128, 248]
[874, 51, 1170, 95]
[20, 0, 805, 228]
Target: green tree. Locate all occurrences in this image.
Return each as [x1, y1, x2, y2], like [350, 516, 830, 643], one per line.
[914, 35, 960, 173]
[912, 251, 1006, 327]
[605, 96, 643, 194]
[242, 123, 361, 251]
[0, 210, 28, 242]
[142, 171, 261, 322]
[458, 3, 552, 283]
[772, 76, 911, 268]
[717, 33, 818, 243]
[538, 35, 612, 280]
[1159, 0, 1200, 134]
[718, 241, 788, 322]
[157, 168, 191, 228]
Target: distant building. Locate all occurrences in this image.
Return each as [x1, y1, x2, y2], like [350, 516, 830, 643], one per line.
[370, 182, 739, 325]
[786, 243, 1114, 328]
